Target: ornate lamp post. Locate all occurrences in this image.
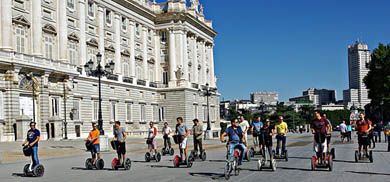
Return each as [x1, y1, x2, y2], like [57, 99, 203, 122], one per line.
[84, 53, 115, 135]
[198, 83, 217, 139]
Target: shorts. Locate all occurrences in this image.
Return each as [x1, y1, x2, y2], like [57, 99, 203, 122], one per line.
[358, 134, 369, 146]
[91, 144, 100, 155]
[314, 141, 327, 153]
[180, 137, 187, 149]
[116, 142, 126, 155]
[148, 137, 157, 150]
[326, 135, 331, 144]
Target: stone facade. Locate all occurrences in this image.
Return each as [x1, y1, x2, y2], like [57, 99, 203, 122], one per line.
[0, 0, 219, 141]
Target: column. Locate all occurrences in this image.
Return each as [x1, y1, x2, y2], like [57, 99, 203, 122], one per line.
[1, 0, 12, 50]
[202, 41, 207, 85]
[79, 0, 87, 68]
[199, 40, 205, 86]
[153, 30, 160, 82]
[0, 1, 2, 47]
[182, 30, 189, 81]
[142, 26, 148, 80]
[192, 36, 198, 84]
[58, 0, 68, 61]
[168, 29, 177, 83]
[31, 0, 42, 55]
[97, 5, 105, 64]
[114, 13, 121, 75]
[209, 44, 216, 87]
[129, 20, 136, 79]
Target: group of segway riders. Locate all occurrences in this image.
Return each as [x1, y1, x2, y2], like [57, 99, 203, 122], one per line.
[19, 110, 378, 177]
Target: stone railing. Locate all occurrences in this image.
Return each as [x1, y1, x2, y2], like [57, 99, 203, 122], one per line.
[149, 81, 157, 88]
[157, 83, 168, 88]
[137, 79, 146, 86]
[107, 74, 118, 81]
[123, 77, 133, 84]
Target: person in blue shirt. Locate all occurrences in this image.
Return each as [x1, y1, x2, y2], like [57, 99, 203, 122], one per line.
[22, 122, 40, 167]
[220, 119, 246, 165]
[346, 121, 352, 142]
[251, 116, 263, 153]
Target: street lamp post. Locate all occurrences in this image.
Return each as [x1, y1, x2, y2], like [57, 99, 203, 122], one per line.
[84, 53, 115, 135]
[198, 83, 217, 139]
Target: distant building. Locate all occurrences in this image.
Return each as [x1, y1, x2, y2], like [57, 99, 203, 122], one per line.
[250, 92, 278, 105]
[289, 88, 336, 106]
[343, 41, 371, 109]
[319, 104, 345, 111]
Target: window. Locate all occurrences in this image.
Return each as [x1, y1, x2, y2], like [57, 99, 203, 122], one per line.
[68, 41, 77, 65]
[126, 103, 132, 121]
[43, 9, 52, 19]
[149, 70, 154, 82]
[135, 24, 140, 36]
[106, 10, 112, 25]
[159, 107, 165, 121]
[68, 18, 75, 27]
[15, 25, 27, 53]
[72, 99, 80, 120]
[203, 106, 208, 121]
[88, 1, 94, 17]
[0, 91, 3, 120]
[148, 29, 152, 41]
[137, 66, 142, 80]
[162, 71, 168, 84]
[160, 31, 167, 42]
[111, 101, 116, 121]
[88, 48, 97, 65]
[93, 101, 98, 121]
[44, 34, 54, 59]
[194, 105, 198, 119]
[160, 93, 166, 100]
[140, 104, 145, 122]
[75, 125, 81, 137]
[14, 0, 25, 9]
[123, 62, 130, 78]
[51, 97, 60, 117]
[67, 0, 74, 9]
[153, 105, 158, 122]
[121, 17, 127, 31]
[140, 91, 144, 99]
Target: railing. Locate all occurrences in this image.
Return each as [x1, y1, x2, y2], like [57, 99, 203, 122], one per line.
[123, 77, 133, 84]
[107, 74, 118, 81]
[157, 83, 168, 88]
[137, 79, 146, 86]
[149, 81, 157, 88]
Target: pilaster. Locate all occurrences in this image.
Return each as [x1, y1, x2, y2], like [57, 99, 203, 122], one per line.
[114, 13, 121, 75]
[1, 0, 13, 50]
[97, 5, 105, 64]
[58, 0, 68, 61]
[142, 26, 148, 80]
[31, 0, 42, 55]
[79, 0, 87, 69]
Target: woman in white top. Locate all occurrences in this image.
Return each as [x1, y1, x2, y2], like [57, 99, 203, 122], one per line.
[148, 122, 158, 153]
[162, 122, 172, 149]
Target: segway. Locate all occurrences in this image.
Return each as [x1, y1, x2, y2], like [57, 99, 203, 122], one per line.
[161, 147, 175, 156]
[145, 138, 162, 162]
[250, 147, 263, 157]
[23, 145, 44, 177]
[84, 141, 104, 170]
[188, 149, 207, 161]
[111, 141, 132, 170]
[273, 134, 288, 161]
[172, 135, 193, 168]
[257, 134, 276, 171]
[354, 134, 373, 163]
[311, 133, 333, 171]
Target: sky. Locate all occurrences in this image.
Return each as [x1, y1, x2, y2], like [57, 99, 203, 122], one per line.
[156, 0, 390, 102]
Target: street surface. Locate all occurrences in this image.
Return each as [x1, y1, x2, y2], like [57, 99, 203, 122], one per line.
[1, 132, 390, 182]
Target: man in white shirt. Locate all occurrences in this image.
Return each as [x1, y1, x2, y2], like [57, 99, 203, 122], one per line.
[239, 116, 250, 147]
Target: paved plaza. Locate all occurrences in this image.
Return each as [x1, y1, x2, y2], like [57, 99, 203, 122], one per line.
[1, 132, 390, 181]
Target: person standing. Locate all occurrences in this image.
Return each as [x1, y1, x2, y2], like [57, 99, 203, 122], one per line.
[346, 121, 353, 142]
[86, 122, 101, 164]
[311, 110, 331, 164]
[251, 116, 263, 153]
[339, 121, 347, 142]
[175, 117, 190, 162]
[239, 116, 250, 147]
[275, 116, 288, 155]
[113, 121, 127, 166]
[22, 122, 40, 167]
[322, 114, 333, 153]
[162, 122, 173, 150]
[356, 113, 373, 159]
[374, 121, 383, 143]
[191, 119, 204, 156]
[148, 122, 158, 154]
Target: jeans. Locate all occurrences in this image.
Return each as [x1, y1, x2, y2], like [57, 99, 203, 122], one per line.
[276, 135, 286, 154]
[194, 138, 203, 153]
[229, 143, 246, 163]
[32, 146, 39, 166]
[374, 131, 382, 143]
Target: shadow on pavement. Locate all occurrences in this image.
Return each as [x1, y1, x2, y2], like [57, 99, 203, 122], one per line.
[189, 172, 225, 180]
[287, 156, 312, 160]
[71, 167, 112, 171]
[333, 160, 356, 164]
[149, 165, 175, 169]
[132, 160, 150, 163]
[277, 167, 312, 172]
[372, 150, 389, 153]
[345, 171, 390, 176]
[207, 160, 226, 163]
[11, 173, 26, 177]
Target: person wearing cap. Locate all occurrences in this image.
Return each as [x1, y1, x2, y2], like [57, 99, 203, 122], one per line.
[22, 122, 40, 167]
[191, 119, 204, 156]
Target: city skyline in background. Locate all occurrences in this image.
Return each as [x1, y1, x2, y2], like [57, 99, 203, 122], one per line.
[170, 0, 390, 102]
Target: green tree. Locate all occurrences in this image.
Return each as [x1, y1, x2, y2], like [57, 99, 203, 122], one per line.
[364, 43, 390, 121]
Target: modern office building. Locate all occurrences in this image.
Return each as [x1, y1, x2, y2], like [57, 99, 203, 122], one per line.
[0, 0, 219, 141]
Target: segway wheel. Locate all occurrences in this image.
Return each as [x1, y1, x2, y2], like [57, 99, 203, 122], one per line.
[201, 151, 207, 161]
[145, 152, 151, 162]
[169, 148, 175, 156]
[285, 150, 288, 161]
[124, 158, 132, 170]
[224, 162, 231, 180]
[156, 152, 162, 162]
[23, 164, 30, 177]
[33, 164, 44, 177]
[257, 159, 263, 171]
[328, 156, 333, 172]
[311, 156, 316, 171]
[161, 148, 166, 156]
[96, 159, 104, 170]
[112, 158, 118, 170]
[85, 158, 93, 169]
[187, 158, 193, 168]
[354, 151, 359, 163]
[173, 155, 180, 168]
[271, 159, 277, 172]
[188, 152, 194, 162]
[234, 161, 240, 176]
[369, 150, 373, 163]
[331, 148, 335, 159]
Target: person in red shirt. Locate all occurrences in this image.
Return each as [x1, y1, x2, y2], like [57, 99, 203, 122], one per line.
[311, 110, 331, 164]
[356, 113, 373, 158]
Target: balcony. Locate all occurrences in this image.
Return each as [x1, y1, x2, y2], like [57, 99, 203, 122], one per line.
[149, 81, 157, 88]
[107, 74, 118, 81]
[137, 79, 146, 86]
[157, 83, 168, 88]
[191, 83, 199, 89]
[123, 77, 133, 84]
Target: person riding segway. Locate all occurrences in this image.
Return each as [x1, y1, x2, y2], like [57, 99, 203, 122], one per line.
[257, 119, 276, 171]
[250, 116, 263, 157]
[85, 122, 104, 170]
[274, 116, 288, 161]
[22, 122, 44, 177]
[145, 122, 161, 162]
[221, 119, 246, 166]
[161, 122, 174, 156]
[355, 113, 373, 163]
[173, 117, 193, 168]
[189, 119, 207, 161]
[323, 114, 335, 159]
[111, 121, 131, 170]
[311, 110, 333, 171]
